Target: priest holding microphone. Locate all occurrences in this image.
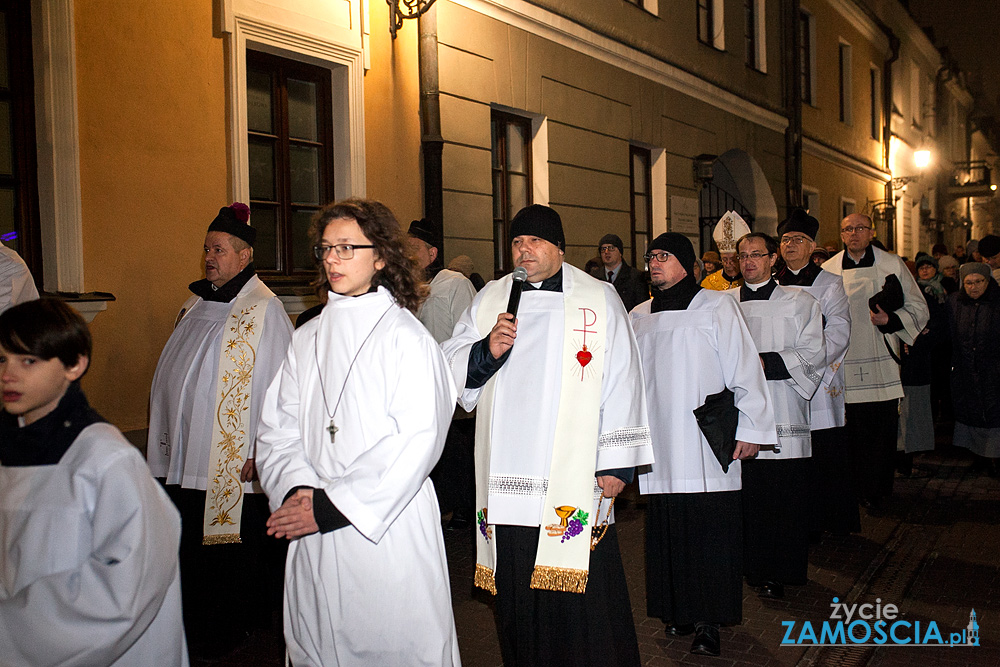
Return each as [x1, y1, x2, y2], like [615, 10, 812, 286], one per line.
[442, 204, 653, 667]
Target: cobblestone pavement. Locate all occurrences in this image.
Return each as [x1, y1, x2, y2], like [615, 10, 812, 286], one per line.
[196, 442, 999, 667]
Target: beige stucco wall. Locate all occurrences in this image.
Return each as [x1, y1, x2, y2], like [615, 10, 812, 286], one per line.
[75, 0, 229, 429]
[435, 1, 785, 276]
[72, 0, 424, 430]
[802, 152, 885, 247]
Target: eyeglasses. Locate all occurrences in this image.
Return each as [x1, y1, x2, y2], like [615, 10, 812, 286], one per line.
[312, 244, 376, 261]
[599, 245, 618, 253]
[643, 251, 674, 263]
[840, 225, 872, 234]
[780, 236, 810, 245]
[737, 252, 772, 261]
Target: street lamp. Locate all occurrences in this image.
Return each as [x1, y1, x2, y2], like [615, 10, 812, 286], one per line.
[892, 147, 932, 190]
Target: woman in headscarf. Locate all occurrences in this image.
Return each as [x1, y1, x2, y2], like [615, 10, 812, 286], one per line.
[896, 255, 948, 473]
[947, 263, 1000, 476]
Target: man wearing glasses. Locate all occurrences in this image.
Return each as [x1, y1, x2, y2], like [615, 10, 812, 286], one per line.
[147, 203, 293, 657]
[775, 210, 857, 536]
[631, 232, 775, 657]
[822, 213, 928, 510]
[589, 233, 650, 311]
[733, 232, 825, 603]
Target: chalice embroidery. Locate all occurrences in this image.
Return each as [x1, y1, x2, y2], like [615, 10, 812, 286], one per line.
[545, 505, 589, 543]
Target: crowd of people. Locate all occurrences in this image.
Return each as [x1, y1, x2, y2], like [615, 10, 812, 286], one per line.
[0, 199, 997, 666]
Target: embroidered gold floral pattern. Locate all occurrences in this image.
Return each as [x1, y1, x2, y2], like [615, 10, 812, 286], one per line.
[207, 305, 259, 531]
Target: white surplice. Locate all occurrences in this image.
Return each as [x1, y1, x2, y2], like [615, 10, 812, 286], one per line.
[780, 269, 852, 429]
[0, 424, 188, 667]
[440, 264, 653, 527]
[255, 287, 460, 667]
[418, 268, 477, 344]
[0, 241, 38, 313]
[147, 275, 293, 491]
[823, 247, 929, 403]
[631, 290, 777, 494]
[736, 284, 826, 459]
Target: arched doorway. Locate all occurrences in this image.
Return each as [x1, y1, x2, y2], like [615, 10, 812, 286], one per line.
[698, 149, 779, 254]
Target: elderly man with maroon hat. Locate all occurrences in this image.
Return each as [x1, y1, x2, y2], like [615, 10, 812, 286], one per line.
[147, 203, 293, 657]
[442, 204, 653, 666]
[775, 209, 857, 535]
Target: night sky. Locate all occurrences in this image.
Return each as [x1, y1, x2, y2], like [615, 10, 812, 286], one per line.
[907, 0, 1000, 111]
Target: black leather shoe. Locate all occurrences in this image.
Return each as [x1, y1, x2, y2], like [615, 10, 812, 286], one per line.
[759, 581, 785, 599]
[690, 624, 720, 656]
[664, 622, 695, 636]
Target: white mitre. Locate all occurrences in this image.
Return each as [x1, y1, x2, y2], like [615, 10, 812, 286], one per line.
[712, 211, 751, 254]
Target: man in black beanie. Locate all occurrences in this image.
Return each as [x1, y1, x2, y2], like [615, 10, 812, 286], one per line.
[589, 233, 650, 311]
[147, 203, 293, 658]
[630, 232, 776, 657]
[442, 204, 653, 666]
[775, 209, 857, 537]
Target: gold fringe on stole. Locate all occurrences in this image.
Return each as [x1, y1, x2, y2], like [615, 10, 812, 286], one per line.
[529, 565, 589, 593]
[203, 533, 243, 546]
[474, 564, 497, 594]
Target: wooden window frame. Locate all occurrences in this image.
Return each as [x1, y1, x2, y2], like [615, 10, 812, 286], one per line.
[0, 0, 41, 278]
[246, 50, 335, 288]
[629, 146, 653, 268]
[491, 111, 532, 278]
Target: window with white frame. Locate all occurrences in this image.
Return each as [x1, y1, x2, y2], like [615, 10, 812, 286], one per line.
[839, 42, 852, 124]
[246, 50, 335, 281]
[803, 189, 820, 218]
[698, 0, 725, 50]
[841, 197, 856, 221]
[630, 146, 653, 267]
[491, 111, 533, 277]
[910, 60, 921, 128]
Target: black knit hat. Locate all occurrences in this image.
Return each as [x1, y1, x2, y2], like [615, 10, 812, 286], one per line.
[777, 208, 819, 240]
[648, 232, 696, 275]
[407, 218, 437, 249]
[978, 234, 1000, 259]
[598, 234, 624, 254]
[208, 203, 256, 247]
[510, 205, 565, 250]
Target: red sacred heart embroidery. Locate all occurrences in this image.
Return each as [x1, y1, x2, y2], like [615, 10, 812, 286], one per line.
[577, 345, 592, 368]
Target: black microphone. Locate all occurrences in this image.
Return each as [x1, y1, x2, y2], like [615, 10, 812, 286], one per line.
[506, 267, 528, 317]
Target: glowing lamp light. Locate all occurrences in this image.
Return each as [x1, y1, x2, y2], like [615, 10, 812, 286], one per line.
[992, 184, 998, 191]
[914, 149, 931, 169]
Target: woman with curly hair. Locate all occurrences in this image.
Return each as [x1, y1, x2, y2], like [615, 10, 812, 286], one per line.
[255, 199, 461, 665]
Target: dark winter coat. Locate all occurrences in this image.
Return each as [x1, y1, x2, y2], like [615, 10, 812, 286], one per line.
[947, 279, 1000, 428]
[590, 260, 650, 312]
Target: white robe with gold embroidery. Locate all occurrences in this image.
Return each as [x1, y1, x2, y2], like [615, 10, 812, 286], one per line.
[146, 275, 293, 491]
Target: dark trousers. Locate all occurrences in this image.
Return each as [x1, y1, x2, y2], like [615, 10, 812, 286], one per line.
[430, 417, 475, 518]
[494, 524, 640, 667]
[846, 399, 900, 502]
[742, 457, 810, 586]
[163, 485, 286, 652]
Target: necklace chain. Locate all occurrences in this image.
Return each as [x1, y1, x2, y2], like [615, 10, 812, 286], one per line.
[315, 303, 395, 429]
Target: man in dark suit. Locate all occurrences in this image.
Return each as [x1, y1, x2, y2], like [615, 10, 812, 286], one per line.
[590, 234, 650, 312]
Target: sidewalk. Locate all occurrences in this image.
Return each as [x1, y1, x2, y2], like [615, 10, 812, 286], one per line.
[198, 443, 999, 667]
[445, 442, 1000, 667]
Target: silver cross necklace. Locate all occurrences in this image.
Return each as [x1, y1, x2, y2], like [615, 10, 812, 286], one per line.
[315, 303, 394, 443]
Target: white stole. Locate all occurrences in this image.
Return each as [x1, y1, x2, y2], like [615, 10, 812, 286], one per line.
[474, 265, 606, 594]
[202, 279, 275, 544]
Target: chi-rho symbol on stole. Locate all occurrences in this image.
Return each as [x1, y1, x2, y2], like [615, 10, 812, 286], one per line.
[572, 307, 601, 381]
